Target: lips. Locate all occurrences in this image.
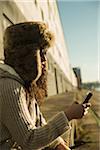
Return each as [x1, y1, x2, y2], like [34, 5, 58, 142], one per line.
[41, 63, 47, 72]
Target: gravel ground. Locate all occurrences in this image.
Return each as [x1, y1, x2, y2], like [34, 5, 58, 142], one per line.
[41, 90, 100, 150]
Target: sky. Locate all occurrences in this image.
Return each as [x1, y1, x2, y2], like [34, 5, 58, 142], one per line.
[58, 0, 100, 83]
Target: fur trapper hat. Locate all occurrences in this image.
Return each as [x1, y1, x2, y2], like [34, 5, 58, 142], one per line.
[4, 21, 54, 53]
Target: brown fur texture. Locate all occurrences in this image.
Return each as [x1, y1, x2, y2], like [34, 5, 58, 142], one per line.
[4, 21, 54, 53]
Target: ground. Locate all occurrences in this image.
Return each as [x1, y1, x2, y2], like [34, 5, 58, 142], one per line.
[41, 89, 100, 150]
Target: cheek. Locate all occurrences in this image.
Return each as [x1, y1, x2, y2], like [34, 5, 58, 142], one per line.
[38, 61, 42, 75]
[27, 59, 38, 79]
[46, 61, 48, 71]
[36, 52, 42, 78]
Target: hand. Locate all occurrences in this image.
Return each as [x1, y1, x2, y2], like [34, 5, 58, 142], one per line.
[55, 143, 71, 150]
[64, 101, 91, 121]
[82, 103, 91, 115]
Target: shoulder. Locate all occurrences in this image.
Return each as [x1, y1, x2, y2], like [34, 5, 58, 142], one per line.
[0, 77, 25, 95]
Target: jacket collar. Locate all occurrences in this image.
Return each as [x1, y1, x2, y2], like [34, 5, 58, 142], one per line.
[0, 61, 20, 79]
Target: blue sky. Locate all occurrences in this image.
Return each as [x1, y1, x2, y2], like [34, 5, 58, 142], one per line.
[58, 0, 99, 83]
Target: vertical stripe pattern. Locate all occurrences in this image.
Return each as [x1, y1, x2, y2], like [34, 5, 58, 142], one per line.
[0, 75, 70, 150]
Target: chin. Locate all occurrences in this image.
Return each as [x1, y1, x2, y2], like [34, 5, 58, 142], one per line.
[33, 72, 42, 83]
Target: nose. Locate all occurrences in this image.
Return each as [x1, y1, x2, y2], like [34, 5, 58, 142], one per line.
[41, 54, 48, 71]
[41, 54, 47, 62]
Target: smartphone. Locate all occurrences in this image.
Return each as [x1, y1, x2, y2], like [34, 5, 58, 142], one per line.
[82, 91, 93, 104]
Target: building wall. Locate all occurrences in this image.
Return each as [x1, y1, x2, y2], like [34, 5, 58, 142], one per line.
[0, 1, 26, 60]
[73, 67, 82, 89]
[0, 0, 77, 96]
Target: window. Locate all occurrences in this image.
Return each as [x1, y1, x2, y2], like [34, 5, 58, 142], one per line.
[34, 0, 38, 7]
[41, 8, 44, 20]
[47, 0, 51, 20]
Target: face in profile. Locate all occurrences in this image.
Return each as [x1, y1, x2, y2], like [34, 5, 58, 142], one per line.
[28, 49, 47, 83]
[16, 49, 42, 84]
[31, 49, 48, 105]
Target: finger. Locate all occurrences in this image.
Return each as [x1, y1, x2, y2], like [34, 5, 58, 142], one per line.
[82, 103, 87, 108]
[86, 103, 91, 107]
[84, 110, 88, 115]
[85, 107, 90, 111]
[82, 103, 91, 108]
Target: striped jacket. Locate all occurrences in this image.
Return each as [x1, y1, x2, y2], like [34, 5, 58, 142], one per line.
[0, 63, 70, 150]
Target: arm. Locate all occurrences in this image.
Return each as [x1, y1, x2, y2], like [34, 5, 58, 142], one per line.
[38, 114, 71, 150]
[39, 112, 71, 149]
[1, 79, 70, 150]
